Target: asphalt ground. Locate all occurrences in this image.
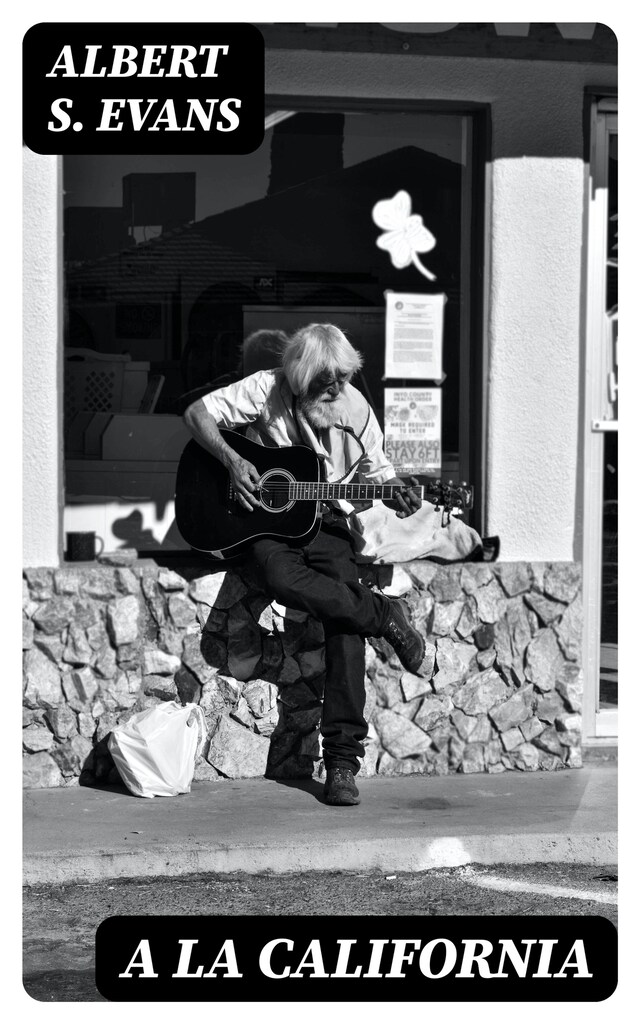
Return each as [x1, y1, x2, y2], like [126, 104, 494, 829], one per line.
[23, 862, 618, 1002]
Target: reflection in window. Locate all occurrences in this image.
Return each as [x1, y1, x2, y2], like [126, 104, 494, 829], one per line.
[63, 108, 479, 551]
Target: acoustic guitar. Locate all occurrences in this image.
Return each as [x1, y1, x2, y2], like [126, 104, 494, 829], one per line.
[175, 429, 473, 557]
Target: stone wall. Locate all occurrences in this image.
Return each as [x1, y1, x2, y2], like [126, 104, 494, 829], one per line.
[22, 560, 582, 789]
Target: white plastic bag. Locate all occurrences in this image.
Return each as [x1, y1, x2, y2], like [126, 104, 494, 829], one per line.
[108, 700, 207, 798]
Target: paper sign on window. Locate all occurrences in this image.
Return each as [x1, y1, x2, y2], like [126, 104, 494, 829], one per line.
[384, 292, 445, 381]
[384, 388, 442, 474]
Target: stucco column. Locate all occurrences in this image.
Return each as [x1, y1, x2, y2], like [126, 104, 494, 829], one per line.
[23, 148, 63, 567]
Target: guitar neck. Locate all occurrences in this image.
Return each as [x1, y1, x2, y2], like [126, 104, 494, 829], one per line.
[288, 482, 424, 502]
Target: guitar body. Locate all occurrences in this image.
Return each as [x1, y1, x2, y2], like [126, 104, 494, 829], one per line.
[175, 430, 323, 556]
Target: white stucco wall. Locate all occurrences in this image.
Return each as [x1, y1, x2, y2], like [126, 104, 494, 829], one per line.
[23, 149, 63, 567]
[22, 48, 616, 566]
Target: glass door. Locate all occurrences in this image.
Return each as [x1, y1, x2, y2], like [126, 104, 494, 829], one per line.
[583, 101, 618, 742]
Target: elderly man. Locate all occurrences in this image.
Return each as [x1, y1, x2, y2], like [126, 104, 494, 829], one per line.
[183, 323, 424, 806]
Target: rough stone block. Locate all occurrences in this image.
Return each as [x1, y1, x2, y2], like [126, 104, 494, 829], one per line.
[473, 623, 495, 650]
[71, 599, 101, 631]
[93, 644, 118, 680]
[34, 634, 66, 665]
[200, 675, 241, 719]
[451, 669, 508, 717]
[556, 666, 582, 712]
[556, 713, 582, 733]
[524, 629, 565, 692]
[500, 727, 524, 752]
[23, 724, 54, 753]
[460, 565, 494, 592]
[157, 569, 187, 592]
[23, 648, 64, 709]
[429, 567, 462, 602]
[23, 752, 63, 789]
[524, 591, 565, 625]
[243, 680, 278, 718]
[115, 568, 141, 595]
[535, 691, 566, 723]
[461, 744, 485, 773]
[469, 715, 494, 744]
[23, 617, 35, 650]
[553, 596, 582, 662]
[53, 569, 81, 596]
[278, 656, 301, 686]
[455, 602, 478, 638]
[45, 705, 78, 741]
[295, 649, 325, 683]
[62, 625, 93, 666]
[206, 714, 270, 778]
[107, 596, 140, 646]
[77, 712, 96, 739]
[511, 743, 540, 771]
[544, 564, 581, 604]
[141, 576, 167, 626]
[451, 709, 476, 741]
[495, 563, 532, 597]
[52, 735, 94, 777]
[520, 716, 545, 742]
[32, 598, 76, 636]
[167, 593, 197, 630]
[400, 670, 431, 703]
[188, 573, 228, 606]
[474, 579, 508, 624]
[143, 675, 178, 701]
[507, 600, 534, 656]
[488, 686, 534, 732]
[430, 600, 465, 637]
[374, 708, 432, 758]
[406, 562, 439, 590]
[484, 740, 503, 765]
[533, 727, 564, 758]
[81, 569, 118, 600]
[143, 650, 181, 676]
[24, 569, 54, 601]
[61, 667, 99, 710]
[477, 649, 496, 670]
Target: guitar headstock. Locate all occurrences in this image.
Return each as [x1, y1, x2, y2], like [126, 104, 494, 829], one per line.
[425, 479, 474, 513]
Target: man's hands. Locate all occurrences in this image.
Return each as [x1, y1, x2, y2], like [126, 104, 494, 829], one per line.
[228, 456, 262, 511]
[389, 476, 423, 519]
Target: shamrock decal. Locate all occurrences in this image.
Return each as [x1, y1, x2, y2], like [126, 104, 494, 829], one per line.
[372, 190, 437, 281]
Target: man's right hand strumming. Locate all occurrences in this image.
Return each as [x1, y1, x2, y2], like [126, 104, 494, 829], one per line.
[228, 456, 261, 511]
[183, 397, 261, 511]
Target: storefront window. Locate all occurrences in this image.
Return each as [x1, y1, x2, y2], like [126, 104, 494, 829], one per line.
[63, 106, 482, 553]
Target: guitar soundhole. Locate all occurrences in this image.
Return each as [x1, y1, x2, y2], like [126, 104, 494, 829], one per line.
[259, 469, 295, 513]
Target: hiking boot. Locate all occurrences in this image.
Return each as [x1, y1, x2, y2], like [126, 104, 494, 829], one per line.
[323, 767, 360, 806]
[382, 598, 426, 674]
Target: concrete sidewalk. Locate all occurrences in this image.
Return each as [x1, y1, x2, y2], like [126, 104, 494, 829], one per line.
[23, 763, 617, 885]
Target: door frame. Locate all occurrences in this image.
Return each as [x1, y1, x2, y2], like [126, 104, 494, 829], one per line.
[581, 95, 618, 743]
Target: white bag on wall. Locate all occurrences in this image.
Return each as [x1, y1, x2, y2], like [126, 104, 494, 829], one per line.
[108, 700, 207, 798]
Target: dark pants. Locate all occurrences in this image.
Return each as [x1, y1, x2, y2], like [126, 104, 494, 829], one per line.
[250, 511, 390, 773]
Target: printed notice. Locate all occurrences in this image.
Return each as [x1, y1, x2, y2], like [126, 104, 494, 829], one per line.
[384, 292, 445, 380]
[384, 389, 441, 474]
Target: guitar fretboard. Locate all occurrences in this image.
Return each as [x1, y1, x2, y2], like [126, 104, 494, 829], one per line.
[288, 483, 424, 501]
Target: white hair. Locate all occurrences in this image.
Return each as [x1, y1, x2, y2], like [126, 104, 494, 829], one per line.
[282, 323, 363, 396]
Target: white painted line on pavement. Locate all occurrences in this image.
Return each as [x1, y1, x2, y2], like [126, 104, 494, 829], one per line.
[461, 868, 618, 906]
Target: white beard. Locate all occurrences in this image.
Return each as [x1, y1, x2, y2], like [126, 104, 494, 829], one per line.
[299, 393, 346, 430]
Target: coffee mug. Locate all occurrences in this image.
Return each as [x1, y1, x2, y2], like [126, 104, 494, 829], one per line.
[65, 531, 105, 562]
